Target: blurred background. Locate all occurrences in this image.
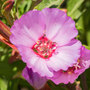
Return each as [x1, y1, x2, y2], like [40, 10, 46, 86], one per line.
[0, 0, 90, 90]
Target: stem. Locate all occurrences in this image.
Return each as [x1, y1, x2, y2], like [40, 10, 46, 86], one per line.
[35, 83, 51, 90]
[0, 20, 11, 37]
[80, 73, 88, 90]
[3, 12, 14, 26]
[1, 0, 14, 26]
[57, 0, 64, 8]
[30, 0, 42, 10]
[66, 83, 76, 90]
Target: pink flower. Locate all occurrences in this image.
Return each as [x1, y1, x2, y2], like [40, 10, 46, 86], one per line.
[50, 46, 90, 84]
[22, 67, 47, 89]
[10, 8, 81, 77]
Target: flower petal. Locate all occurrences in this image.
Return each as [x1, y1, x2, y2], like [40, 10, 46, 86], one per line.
[81, 46, 90, 61]
[22, 67, 47, 89]
[10, 10, 45, 47]
[32, 58, 53, 77]
[18, 46, 53, 77]
[42, 8, 78, 46]
[42, 8, 67, 40]
[52, 17, 78, 46]
[79, 46, 90, 69]
[50, 71, 78, 84]
[17, 45, 38, 65]
[47, 40, 81, 71]
[50, 46, 90, 84]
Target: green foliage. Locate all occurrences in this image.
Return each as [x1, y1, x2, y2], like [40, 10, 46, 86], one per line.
[0, 43, 32, 90]
[0, 78, 7, 90]
[67, 0, 84, 19]
[13, 0, 32, 17]
[35, 0, 64, 10]
[48, 81, 67, 90]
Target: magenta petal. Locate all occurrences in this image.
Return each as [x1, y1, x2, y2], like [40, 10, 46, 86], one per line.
[50, 46, 90, 84]
[22, 67, 47, 89]
[80, 46, 90, 69]
[17, 45, 38, 65]
[50, 71, 78, 84]
[81, 46, 90, 62]
[10, 23, 35, 47]
[18, 46, 53, 77]
[32, 58, 53, 77]
[52, 17, 78, 46]
[47, 40, 81, 71]
[42, 8, 67, 40]
[10, 10, 45, 47]
[42, 8, 78, 46]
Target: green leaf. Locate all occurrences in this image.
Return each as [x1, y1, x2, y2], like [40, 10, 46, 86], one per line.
[14, 0, 32, 17]
[86, 30, 90, 46]
[35, 0, 64, 10]
[85, 69, 90, 90]
[0, 44, 25, 79]
[0, 47, 14, 79]
[8, 78, 34, 90]
[70, 9, 86, 19]
[0, 78, 7, 90]
[30, 0, 42, 10]
[48, 81, 66, 90]
[83, 6, 90, 46]
[67, 0, 84, 15]
[67, 0, 84, 19]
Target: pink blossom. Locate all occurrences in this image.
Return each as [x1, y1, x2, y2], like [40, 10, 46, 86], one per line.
[22, 67, 47, 89]
[10, 8, 81, 77]
[50, 46, 90, 84]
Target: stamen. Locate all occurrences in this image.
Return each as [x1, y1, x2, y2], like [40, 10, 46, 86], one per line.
[73, 60, 81, 70]
[32, 36, 57, 59]
[62, 60, 81, 74]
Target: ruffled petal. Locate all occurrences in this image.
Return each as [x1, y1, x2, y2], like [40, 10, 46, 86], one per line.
[22, 67, 47, 89]
[50, 71, 78, 84]
[50, 66, 87, 84]
[17, 45, 38, 65]
[46, 40, 81, 71]
[52, 17, 78, 46]
[10, 10, 45, 47]
[81, 46, 90, 61]
[79, 46, 90, 69]
[42, 8, 67, 40]
[32, 58, 53, 77]
[18, 46, 53, 77]
[50, 46, 90, 84]
[42, 8, 78, 46]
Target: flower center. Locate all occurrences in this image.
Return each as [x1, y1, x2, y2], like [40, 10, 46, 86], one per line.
[32, 36, 57, 59]
[62, 59, 81, 74]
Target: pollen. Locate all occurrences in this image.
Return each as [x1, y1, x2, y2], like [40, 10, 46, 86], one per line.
[73, 59, 81, 70]
[32, 36, 57, 59]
